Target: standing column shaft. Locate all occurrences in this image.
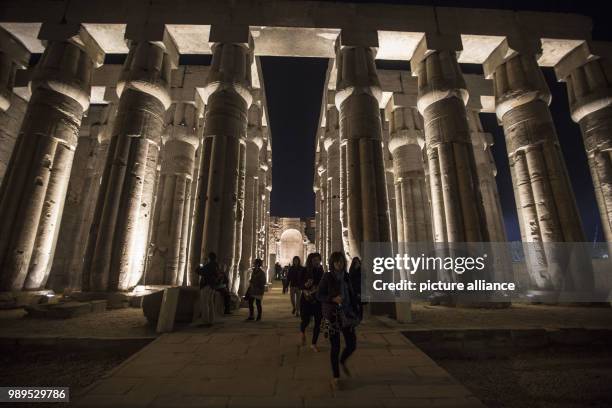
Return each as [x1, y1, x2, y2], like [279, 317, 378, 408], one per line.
[148, 102, 200, 286]
[238, 103, 263, 295]
[318, 143, 328, 263]
[559, 52, 612, 242]
[199, 34, 253, 291]
[382, 120, 398, 245]
[487, 47, 591, 291]
[324, 106, 344, 254]
[335, 32, 391, 259]
[84, 40, 171, 292]
[0, 26, 103, 291]
[413, 42, 488, 244]
[387, 104, 432, 243]
[49, 103, 116, 291]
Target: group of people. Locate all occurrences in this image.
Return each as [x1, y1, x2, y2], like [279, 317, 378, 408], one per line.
[194, 250, 365, 387]
[281, 252, 364, 388]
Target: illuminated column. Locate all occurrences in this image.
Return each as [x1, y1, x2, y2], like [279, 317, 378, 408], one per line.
[323, 105, 344, 254]
[556, 43, 612, 242]
[335, 30, 391, 259]
[83, 26, 173, 292]
[412, 34, 488, 243]
[382, 121, 398, 244]
[49, 102, 116, 291]
[197, 26, 253, 292]
[0, 24, 103, 291]
[0, 27, 29, 112]
[485, 38, 591, 291]
[385, 98, 432, 243]
[318, 142, 328, 264]
[264, 148, 272, 271]
[239, 103, 263, 295]
[148, 102, 200, 286]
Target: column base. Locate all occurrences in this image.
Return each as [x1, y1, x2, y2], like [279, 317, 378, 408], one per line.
[0, 290, 57, 310]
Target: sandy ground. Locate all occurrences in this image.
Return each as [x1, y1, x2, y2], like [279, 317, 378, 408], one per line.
[434, 344, 612, 407]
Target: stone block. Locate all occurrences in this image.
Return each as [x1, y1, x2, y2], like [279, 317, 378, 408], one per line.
[90, 299, 108, 313]
[142, 286, 199, 326]
[157, 288, 181, 333]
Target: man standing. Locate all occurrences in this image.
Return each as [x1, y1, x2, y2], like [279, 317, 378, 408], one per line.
[193, 252, 218, 326]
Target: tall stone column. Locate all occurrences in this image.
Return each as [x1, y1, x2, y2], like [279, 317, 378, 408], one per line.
[318, 143, 328, 264]
[556, 43, 612, 242]
[386, 99, 432, 243]
[412, 35, 488, 244]
[83, 29, 173, 292]
[466, 110, 507, 242]
[0, 27, 29, 112]
[0, 24, 103, 291]
[49, 102, 116, 291]
[382, 120, 398, 245]
[239, 103, 263, 294]
[484, 39, 592, 291]
[198, 26, 253, 293]
[323, 106, 344, 254]
[335, 30, 391, 259]
[148, 102, 200, 286]
[264, 152, 272, 271]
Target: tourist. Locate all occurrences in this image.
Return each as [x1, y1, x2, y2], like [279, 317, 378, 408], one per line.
[274, 262, 282, 280]
[193, 252, 218, 326]
[287, 256, 304, 316]
[299, 252, 324, 351]
[215, 265, 231, 314]
[317, 251, 361, 389]
[281, 265, 289, 294]
[348, 257, 364, 320]
[246, 258, 266, 321]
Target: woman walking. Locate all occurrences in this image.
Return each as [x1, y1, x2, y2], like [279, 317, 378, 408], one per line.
[246, 259, 266, 321]
[287, 256, 304, 316]
[348, 257, 364, 320]
[317, 252, 361, 389]
[299, 252, 324, 351]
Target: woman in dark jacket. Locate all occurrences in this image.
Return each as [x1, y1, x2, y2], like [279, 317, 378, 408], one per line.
[317, 251, 361, 389]
[246, 259, 266, 321]
[287, 256, 304, 316]
[348, 257, 363, 320]
[299, 252, 324, 351]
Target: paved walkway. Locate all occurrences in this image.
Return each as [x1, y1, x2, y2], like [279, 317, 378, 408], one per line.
[75, 284, 483, 407]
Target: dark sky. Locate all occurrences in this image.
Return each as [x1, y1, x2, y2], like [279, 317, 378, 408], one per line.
[262, 0, 609, 242]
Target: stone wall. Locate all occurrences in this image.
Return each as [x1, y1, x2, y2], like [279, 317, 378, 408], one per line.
[0, 95, 26, 184]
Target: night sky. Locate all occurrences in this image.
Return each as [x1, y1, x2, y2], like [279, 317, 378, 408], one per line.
[262, 0, 609, 242]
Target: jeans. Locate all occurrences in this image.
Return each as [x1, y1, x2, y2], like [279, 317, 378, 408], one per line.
[300, 299, 322, 345]
[329, 326, 357, 378]
[248, 297, 262, 319]
[289, 286, 301, 314]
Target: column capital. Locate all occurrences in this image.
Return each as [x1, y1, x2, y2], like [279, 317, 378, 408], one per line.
[124, 23, 179, 68]
[38, 23, 105, 68]
[482, 36, 542, 79]
[163, 102, 200, 149]
[410, 33, 462, 74]
[385, 102, 424, 153]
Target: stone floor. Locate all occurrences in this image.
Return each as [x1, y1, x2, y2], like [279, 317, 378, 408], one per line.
[74, 284, 483, 408]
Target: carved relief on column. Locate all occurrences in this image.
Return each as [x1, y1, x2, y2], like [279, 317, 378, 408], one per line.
[148, 102, 201, 286]
[335, 30, 390, 259]
[197, 26, 253, 293]
[412, 34, 488, 244]
[238, 102, 263, 295]
[317, 140, 328, 264]
[49, 102, 116, 291]
[485, 38, 592, 292]
[83, 28, 173, 292]
[0, 24, 103, 291]
[0, 27, 29, 112]
[556, 43, 612, 242]
[385, 98, 432, 243]
[323, 105, 344, 255]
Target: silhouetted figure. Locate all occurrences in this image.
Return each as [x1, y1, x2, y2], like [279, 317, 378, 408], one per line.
[317, 251, 361, 389]
[246, 258, 266, 321]
[348, 257, 363, 320]
[300, 252, 324, 351]
[287, 256, 304, 316]
[193, 252, 218, 326]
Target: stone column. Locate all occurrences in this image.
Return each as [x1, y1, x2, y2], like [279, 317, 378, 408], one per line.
[239, 103, 263, 294]
[198, 26, 253, 293]
[386, 100, 433, 243]
[412, 34, 488, 244]
[49, 102, 116, 292]
[335, 30, 391, 259]
[83, 29, 173, 292]
[382, 121, 398, 245]
[264, 154, 272, 271]
[323, 106, 344, 254]
[318, 143, 328, 264]
[0, 24, 103, 291]
[0, 27, 29, 112]
[466, 110, 507, 242]
[148, 102, 200, 286]
[484, 39, 592, 292]
[556, 43, 612, 242]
